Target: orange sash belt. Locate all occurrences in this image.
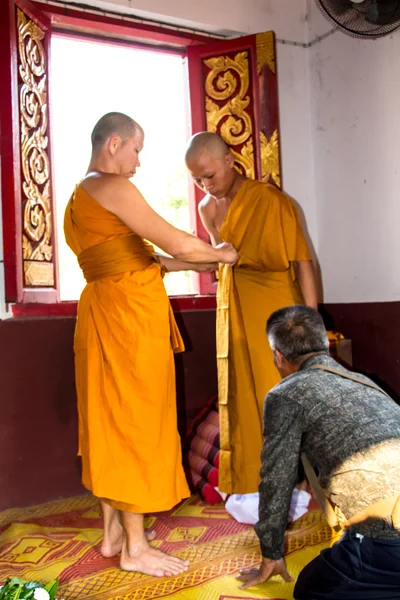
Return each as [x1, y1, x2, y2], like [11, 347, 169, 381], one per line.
[78, 234, 156, 283]
[77, 234, 184, 354]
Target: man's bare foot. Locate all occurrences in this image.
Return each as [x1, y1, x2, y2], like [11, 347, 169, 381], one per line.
[101, 528, 156, 558]
[120, 543, 189, 577]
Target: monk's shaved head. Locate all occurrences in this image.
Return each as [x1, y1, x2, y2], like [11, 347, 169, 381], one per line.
[185, 132, 242, 201]
[91, 112, 143, 154]
[185, 132, 230, 163]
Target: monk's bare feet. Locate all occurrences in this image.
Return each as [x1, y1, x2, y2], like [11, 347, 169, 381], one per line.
[120, 542, 189, 577]
[101, 527, 156, 558]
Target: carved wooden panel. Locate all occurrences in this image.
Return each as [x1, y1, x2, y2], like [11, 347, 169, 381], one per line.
[187, 31, 282, 293]
[256, 32, 280, 187]
[203, 50, 256, 179]
[17, 7, 54, 287]
[193, 31, 281, 188]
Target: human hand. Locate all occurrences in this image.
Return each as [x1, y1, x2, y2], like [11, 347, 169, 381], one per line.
[192, 262, 219, 273]
[236, 557, 293, 590]
[215, 242, 238, 266]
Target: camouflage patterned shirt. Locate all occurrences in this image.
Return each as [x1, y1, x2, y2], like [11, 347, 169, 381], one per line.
[255, 353, 400, 559]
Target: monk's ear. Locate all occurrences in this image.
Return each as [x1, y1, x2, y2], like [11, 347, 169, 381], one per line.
[108, 135, 122, 156]
[225, 152, 235, 168]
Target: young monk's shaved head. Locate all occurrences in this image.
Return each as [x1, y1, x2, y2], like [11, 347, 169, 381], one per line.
[185, 132, 230, 163]
[184, 132, 243, 201]
[91, 112, 143, 155]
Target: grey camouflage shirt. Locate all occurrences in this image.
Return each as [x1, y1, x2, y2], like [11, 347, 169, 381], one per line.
[255, 353, 400, 559]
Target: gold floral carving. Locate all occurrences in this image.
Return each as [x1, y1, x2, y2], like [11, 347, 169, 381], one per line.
[260, 130, 280, 187]
[231, 140, 255, 179]
[256, 32, 275, 74]
[17, 8, 54, 287]
[203, 52, 255, 179]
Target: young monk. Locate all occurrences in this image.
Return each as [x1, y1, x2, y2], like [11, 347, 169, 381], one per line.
[64, 113, 238, 577]
[185, 132, 318, 495]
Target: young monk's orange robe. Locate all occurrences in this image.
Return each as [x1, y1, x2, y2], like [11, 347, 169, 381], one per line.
[217, 180, 312, 494]
[64, 185, 190, 512]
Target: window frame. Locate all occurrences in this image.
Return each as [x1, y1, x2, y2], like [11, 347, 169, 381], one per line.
[2, 3, 282, 314]
[1, 1, 222, 314]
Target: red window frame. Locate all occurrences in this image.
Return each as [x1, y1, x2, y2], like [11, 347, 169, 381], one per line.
[1, 1, 220, 315]
[2, 2, 281, 316]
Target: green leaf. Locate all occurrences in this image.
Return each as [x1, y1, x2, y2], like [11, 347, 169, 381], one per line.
[0, 580, 10, 600]
[13, 583, 23, 600]
[0, 578, 12, 598]
[7, 579, 26, 587]
[43, 581, 58, 600]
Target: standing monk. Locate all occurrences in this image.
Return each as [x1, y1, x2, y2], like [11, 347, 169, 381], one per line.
[64, 113, 238, 577]
[185, 132, 318, 495]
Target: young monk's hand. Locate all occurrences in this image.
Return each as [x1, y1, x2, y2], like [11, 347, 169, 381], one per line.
[236, 556, 293, 589]
[215, 242, 238, 267]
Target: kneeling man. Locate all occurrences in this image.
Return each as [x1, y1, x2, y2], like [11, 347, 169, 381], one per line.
[238, 305, 400, 599]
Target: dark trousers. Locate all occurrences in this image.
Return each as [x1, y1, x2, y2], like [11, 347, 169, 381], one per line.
[294, 530, 400, 599]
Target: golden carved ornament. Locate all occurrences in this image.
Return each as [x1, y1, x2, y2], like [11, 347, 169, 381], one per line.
[17, 8, 54, 286]
[256, 32, 276, 74]
[205, 96, 252, 147]
[203, 51, 255, 177]
[204, 52, 249, 102]
[260, 130, 281, 188]
[231, 140, 255, 180]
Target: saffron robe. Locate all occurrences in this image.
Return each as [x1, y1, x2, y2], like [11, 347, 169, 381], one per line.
[64, 184, 190, 512]
[217, 180, 312, 494]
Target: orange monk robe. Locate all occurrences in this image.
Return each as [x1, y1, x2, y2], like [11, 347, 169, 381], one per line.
[217, 180, 312, 494]
[64, 185, 190, 513]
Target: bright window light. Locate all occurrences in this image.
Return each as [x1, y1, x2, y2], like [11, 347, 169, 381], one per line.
[50, 34, 193, 300]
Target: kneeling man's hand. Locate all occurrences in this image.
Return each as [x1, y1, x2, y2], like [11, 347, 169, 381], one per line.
[236, 556, 293, 589]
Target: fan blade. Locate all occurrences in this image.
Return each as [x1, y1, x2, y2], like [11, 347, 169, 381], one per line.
[329, 0, 353, 15]
[367, 0, 400, 24]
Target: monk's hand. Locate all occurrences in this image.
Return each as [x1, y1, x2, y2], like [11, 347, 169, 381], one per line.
[192, 262, 219, 273]
[236, 556, 293, 590]
[215, 242, 238, 267]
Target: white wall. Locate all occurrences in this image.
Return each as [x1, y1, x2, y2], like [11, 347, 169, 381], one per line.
[308, 3, 400, 303]
[54, 0, 309, 40]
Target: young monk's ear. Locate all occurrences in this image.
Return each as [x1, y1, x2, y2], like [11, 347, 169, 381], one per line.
[225, 152, 235, 168]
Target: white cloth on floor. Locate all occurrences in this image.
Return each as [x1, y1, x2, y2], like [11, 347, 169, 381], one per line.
[225, 488, 312, 525]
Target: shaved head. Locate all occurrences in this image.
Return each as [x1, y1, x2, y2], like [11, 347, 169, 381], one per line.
[91, 112, 143, 155]
[185, 132, 230, 163]
[185, 132, 243, 201]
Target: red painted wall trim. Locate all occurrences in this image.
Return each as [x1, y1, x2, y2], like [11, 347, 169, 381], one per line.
[11, 295, 217, 317]
[1, 1, 23, 302]
[36, 3, 214, 48]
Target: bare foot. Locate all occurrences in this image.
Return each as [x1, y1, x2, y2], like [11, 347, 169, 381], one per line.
[120, 543, 189, 577]
[101, 528, 156, 558]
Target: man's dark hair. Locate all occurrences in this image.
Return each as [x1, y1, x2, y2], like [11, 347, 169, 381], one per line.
[91, 112, 140, 154]
[266, 305, 329, 363]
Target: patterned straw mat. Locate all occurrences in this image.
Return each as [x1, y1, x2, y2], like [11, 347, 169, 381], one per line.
[0, 495, 340, 600]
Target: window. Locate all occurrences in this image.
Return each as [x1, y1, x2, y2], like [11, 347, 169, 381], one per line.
[51, 34, 192, 300]
[0, 0, 281, 311]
